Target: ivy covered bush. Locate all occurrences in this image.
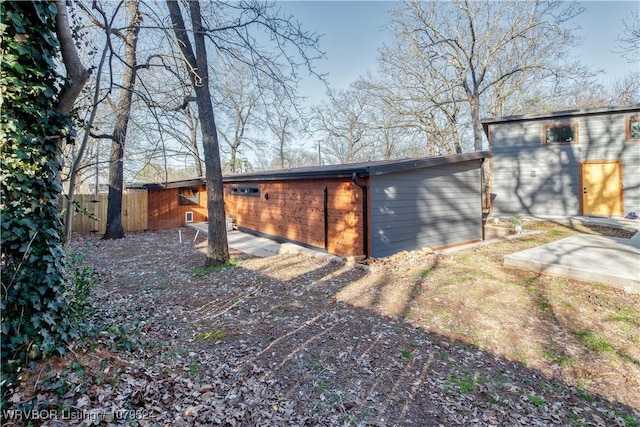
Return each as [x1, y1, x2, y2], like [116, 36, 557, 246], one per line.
[1, 1, 76, 389]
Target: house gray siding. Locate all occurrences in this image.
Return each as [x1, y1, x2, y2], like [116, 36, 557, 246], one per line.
[370, 161, 482, 258]
[488, 107, 640, 216]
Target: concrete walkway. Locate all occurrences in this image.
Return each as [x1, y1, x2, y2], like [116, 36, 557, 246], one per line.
[186, 222, 340, 260]
[503, 216, 640, 294]
[188, 217, 640, 293]
[186, 223, 279, 257]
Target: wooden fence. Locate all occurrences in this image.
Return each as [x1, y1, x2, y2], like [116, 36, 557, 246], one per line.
[65, 192, 148, 234]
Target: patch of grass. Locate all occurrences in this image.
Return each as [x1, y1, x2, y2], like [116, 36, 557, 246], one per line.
[549, 227, 568, 236]
[537, 299, 551, 310]
[519, 237, 537, 243]
[608, 307, 640, 326]
[188, 363, 200, 376]
[576, 329, 615, 354]
[309, 357, 324, 375]
[539, 346, 574, 366]
[576, 385, 595, 402]
[616, 412, 640, 427]
[619, 352, 640, 366]
[565, 411, 586, 426]
[528, 393, 546, 408]
[314, 380, 330, 392]
[457, 376, 476, 394]
[417, 265, 440, 278]
[447, 372, 478, 394]
[193, 329, 226, 341]
[193, 259, 238, 276]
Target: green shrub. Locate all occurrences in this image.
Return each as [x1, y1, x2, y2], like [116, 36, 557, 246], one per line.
[1, 0, 76, 397]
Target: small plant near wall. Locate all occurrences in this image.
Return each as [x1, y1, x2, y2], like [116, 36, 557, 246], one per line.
[509, 214, 524, 234]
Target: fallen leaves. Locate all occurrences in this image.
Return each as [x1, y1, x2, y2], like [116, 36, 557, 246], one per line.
[3, 228, 638, 426]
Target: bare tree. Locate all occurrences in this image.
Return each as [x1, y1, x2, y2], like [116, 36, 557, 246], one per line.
[166, 0, 229, 264]
[373, 42, 468, 155]
[63, 16, 110, 245]
[84, 0, 142, 239]
[54, 0, 91, 115]
[263, 83, 301, 169]
[381, 0, 590, 151]
[616, 8, 640, 64]
[214, 62, 266, 173]
[311, 83, 374, 164]
[609, 73, 640, 105]
[166, 0, 323, 265]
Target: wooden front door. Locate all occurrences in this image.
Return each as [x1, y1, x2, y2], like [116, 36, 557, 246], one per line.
[581, 161, 623, 216]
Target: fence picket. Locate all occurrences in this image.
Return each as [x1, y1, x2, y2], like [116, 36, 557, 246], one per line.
[64, 192, 148, 234]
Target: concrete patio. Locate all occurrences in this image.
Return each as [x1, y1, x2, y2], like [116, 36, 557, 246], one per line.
[188, 217, 640, 293]
[502, 216, 640, 294]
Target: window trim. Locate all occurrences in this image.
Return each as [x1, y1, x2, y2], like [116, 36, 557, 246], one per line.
[542, 122, 579, 145]
[229, 185, 260, 197]
[626, 116, 640, 141]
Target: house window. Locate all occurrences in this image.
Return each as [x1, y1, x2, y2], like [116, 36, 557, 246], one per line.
[627, 117, 640, 141]
[543, 123, 578, 145]
[229, 185, 260, 197]
[178, 187, 200, 205]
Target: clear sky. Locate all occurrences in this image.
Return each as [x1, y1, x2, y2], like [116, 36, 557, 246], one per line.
[277, 0, 639, 108]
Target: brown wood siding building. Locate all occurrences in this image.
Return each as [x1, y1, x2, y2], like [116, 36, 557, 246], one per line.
[223, 152, 489, 258]
[146, 181, 208, 230]
[130, 153, 489, 258]
[223, 178, 367, 256]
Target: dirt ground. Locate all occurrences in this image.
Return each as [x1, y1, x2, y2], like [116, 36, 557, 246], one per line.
[4, 221, 640, 426]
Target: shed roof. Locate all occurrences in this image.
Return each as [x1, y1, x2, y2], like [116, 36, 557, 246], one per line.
[223, 151, 490, 182]
[127, 152, 490, 189]
[481, 104, 640, 128]
[133, 178, 205, 191]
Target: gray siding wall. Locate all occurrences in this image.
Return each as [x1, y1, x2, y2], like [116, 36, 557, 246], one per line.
[370, 161, 482, 258]
[490, 110, 640, 216]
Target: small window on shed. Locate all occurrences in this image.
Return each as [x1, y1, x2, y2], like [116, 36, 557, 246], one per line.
[178, 187, 200, 205]
[627, 117, 640, 141]
[543, 123, 578, 145]
[229, 185, 260, 197]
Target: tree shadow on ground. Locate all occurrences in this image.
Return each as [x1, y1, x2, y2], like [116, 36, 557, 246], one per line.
[60, 227, 639, 426]
[186, 256, 639, 425]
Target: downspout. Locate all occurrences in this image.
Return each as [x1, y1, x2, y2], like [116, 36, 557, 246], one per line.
[323, 186, 329, 251]
[481, 158, 486, 241]
[351, 172, 368, 258]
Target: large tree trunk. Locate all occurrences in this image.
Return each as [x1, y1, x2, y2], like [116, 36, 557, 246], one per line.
[55, 0, 90, 242]
[469, 94, 484, 152]
[103, 0, 141, 239]
[54, 0, 90, 116]
[167, 0, 229, 265]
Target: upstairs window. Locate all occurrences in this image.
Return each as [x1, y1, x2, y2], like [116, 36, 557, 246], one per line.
[178, 187, 200, 205]
[626, 116, 640, 141]
[229, 185, 260, 197]
[543, 123, 578, 145]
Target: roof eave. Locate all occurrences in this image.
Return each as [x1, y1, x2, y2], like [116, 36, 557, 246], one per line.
[223, 168, 370, 182]
[369, 151, 490, 176]
[481, 104, 640, 126]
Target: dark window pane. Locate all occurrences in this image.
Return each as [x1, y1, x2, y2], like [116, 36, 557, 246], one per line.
[229, 185, 260, 197]
[545, 124, 576, 144]
[630, 119, 640, 140]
